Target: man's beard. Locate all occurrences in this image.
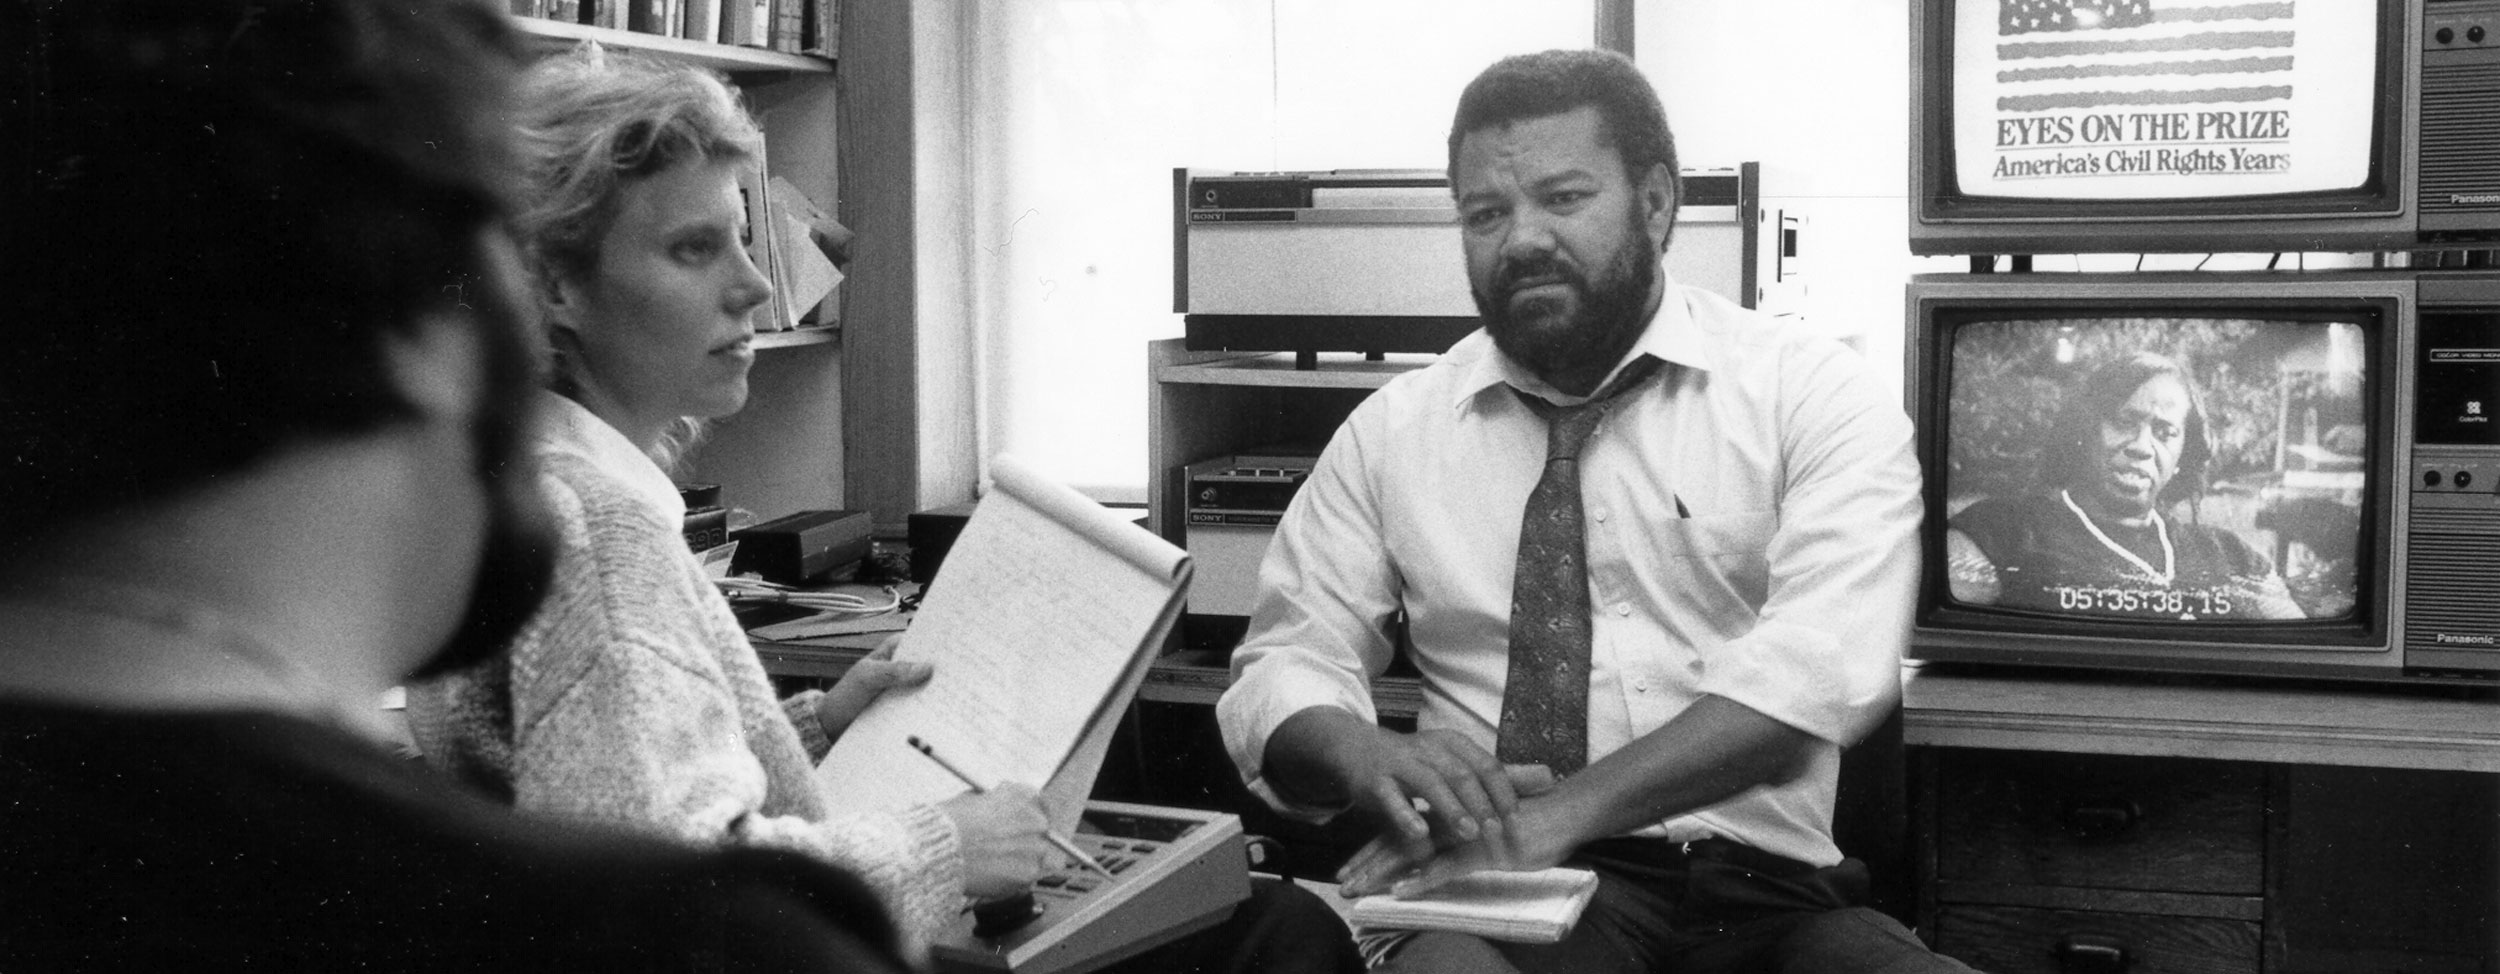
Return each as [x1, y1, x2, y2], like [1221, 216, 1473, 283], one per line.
[1475, 220, 1658, 384]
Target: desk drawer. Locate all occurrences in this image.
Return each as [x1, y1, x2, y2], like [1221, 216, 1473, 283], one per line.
[1934, 904, 2260, 974]
[1936, 750, 2263, 895]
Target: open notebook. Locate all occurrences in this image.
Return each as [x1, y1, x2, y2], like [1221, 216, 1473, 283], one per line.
[1348, 867, 1600, 944]
[812, 454, 1191, 834]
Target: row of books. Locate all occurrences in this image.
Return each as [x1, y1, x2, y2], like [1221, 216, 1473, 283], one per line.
[511, 0, 836, 56]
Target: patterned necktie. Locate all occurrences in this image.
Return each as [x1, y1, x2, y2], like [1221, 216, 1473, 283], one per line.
[1496, 356, 1664, 778]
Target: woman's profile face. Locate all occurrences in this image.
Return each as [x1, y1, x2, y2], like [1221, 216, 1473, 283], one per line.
[557, 158, 771, 428]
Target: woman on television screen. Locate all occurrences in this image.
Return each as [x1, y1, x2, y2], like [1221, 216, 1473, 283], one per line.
[1946, 351, 2306, 621]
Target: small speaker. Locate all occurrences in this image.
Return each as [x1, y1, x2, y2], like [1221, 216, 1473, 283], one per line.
[729, 509, 873, 585]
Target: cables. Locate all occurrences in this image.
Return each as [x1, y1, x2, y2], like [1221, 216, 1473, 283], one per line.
[714, 578, 902, 616]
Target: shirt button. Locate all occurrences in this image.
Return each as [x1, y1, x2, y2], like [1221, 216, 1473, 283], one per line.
[1592, 509, 1608, 522]
[1633, 679, 1650, 693]
[1614, 603, 1632, 617]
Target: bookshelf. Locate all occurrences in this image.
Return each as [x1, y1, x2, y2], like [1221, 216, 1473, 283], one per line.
[511, 16, 830, 74]
[753, 327, 837, 350]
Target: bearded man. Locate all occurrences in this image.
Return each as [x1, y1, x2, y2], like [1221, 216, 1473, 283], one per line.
[1215, 48, 1974, 974]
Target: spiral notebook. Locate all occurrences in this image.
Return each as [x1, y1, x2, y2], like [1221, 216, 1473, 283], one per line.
[1347, 867, 1600, 944]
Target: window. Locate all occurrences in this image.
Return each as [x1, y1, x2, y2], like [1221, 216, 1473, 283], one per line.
[966, 1, 1593, 499]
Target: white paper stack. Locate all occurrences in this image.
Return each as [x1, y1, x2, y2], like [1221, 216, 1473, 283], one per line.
[1347, 867, 1600, 944]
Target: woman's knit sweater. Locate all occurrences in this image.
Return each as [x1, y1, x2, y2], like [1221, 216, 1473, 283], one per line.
[407, 395, 961, 958]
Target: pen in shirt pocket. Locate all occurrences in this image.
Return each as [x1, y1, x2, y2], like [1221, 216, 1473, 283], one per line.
[1673, 494, 1693, 519]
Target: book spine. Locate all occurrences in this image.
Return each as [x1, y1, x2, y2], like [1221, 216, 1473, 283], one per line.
[773, 0, 803, 52]
[549, 0, 582, 23]
[508, 0, 545, 16]
[720, 0, 751, 48]
[684, 0, 717, 42]
[804, 0, 835, 55]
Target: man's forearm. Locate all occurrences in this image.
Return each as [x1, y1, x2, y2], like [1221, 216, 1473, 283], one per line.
[1259, 705, 1379, 809]
[1534, 694, 1819, 848]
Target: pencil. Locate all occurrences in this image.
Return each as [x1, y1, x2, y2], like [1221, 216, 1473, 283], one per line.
[907, 735, 1115, 879]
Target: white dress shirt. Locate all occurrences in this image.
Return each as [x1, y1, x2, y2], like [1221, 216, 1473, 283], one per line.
[1216, 273, 1923, 867]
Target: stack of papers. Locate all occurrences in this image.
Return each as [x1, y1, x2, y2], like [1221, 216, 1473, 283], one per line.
[1347, 867, 1599, 944]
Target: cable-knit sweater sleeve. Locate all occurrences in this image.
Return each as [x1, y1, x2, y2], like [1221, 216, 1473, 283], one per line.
[782, 689, 835, 762]
[414, 451, 964, 960]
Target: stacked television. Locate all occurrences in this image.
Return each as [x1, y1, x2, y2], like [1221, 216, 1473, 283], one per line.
[1905, 0, 2500, 683]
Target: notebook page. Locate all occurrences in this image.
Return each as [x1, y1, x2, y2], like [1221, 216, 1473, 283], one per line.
[814, 454, 1186, 823]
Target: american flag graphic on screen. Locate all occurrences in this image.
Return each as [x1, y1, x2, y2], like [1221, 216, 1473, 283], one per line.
[1994, 0, 2295, 112]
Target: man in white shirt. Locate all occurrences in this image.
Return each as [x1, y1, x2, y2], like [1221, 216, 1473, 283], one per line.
[1216, 49, 1973, 973]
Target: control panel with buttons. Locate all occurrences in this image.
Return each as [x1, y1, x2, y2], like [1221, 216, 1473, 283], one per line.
[2428, 2, 2500, 48]
[933, 801, 1251, 974]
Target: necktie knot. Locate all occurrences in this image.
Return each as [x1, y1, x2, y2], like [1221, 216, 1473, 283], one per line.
[1514, 356, 1664, 462]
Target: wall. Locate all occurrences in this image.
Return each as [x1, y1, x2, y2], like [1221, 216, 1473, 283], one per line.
[963, 0, 1595, 500]
[1638, 0, 1957, 396]
[944, 1, 1937, 500]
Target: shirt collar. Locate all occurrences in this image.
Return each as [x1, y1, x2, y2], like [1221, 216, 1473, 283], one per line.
[1449, 263, 1720, 410]
[536, 391, 686, 520]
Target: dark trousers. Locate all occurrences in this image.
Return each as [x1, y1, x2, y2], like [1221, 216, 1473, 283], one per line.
[1379, 838, 1976, 974]
[1106, 875, 1366, 974]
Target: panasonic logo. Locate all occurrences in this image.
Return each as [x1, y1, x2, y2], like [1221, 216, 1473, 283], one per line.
[2450, 194, 2500, 205]
[2434, 633, 2499, 646]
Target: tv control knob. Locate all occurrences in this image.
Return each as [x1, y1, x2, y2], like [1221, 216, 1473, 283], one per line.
[2471, 25, 2488, 43]
[2438, 26, 2455, 44]
[2425, 470, 2444, 487]
[2458, 470, 2477, 489]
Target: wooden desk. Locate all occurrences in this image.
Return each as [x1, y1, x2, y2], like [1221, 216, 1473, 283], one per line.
[757, 641, 2499, 971]
[1900, 664, 2498, 974]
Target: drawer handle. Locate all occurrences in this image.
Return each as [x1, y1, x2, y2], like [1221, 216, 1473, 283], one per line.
[2053, 933, 2131, 973]
[2059, 798, 2141, 840]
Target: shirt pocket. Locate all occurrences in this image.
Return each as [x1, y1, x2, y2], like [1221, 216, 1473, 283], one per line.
[1651, 510, 1777, 559]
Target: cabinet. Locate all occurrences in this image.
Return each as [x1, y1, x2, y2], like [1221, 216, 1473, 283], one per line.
[513, 17, 846, 522]
[1907, 668, 2500, 974]
[1144, 338, 1428, 550]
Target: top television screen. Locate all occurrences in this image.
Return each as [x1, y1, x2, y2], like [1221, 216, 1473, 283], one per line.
[1941, 314, 2371, 625]
[1954, 0, 2381, 200]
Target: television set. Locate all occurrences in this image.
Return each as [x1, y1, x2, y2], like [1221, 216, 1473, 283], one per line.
[1910, 0, 2500, 256]
[1905, 270, 2500, 683]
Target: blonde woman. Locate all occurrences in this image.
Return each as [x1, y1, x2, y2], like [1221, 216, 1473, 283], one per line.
[405, 46, 1051, 960]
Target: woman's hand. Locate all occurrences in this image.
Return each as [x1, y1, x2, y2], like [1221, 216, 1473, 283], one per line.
[937, 782, 1054, 901]
[812, 636, 931, 742]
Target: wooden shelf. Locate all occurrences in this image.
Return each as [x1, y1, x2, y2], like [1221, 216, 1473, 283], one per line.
[752, 639, 1427, 719]
[1155, 352, 1435, 390]
[513, 16, 831, 75]
[1902, 664, 2500, 773]
[755, 327, 837, 350]
[1136, 651, 1424, 718]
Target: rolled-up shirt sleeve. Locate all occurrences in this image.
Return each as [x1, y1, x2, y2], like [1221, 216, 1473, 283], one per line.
[1690, 339, 1921, 748]
[1216, 416, 1406, 822]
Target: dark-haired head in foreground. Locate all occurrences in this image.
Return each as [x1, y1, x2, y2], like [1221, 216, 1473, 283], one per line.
[0, 2, 905, 968]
